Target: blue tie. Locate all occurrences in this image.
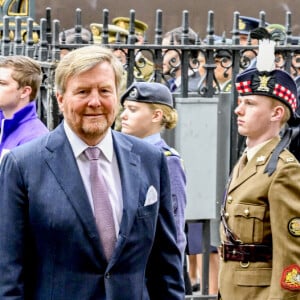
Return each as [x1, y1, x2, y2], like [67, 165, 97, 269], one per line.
[168, 78, 177, 92]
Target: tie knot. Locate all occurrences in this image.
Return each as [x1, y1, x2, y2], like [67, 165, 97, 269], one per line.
[84, 147, 101, 160]
[241, 152, 248, 163]
[238, 151, 248, 176]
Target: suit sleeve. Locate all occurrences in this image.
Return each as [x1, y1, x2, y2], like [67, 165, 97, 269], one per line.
[166, 155, 187, 260]
[268, 162, 300, 298]
[0, 152, 27, 299]
[146, 152, 185, 299]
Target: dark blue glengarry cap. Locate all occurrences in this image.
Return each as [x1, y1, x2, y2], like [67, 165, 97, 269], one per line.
[120, 82, 174, 108]
[235, 68, 297, 117]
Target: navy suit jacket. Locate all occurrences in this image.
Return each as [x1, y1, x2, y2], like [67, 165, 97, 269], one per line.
[0, 123, 184, 300]
[173, 71, 201, 93]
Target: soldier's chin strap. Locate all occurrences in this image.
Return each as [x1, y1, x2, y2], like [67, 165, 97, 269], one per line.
[264, 126, 298, 176]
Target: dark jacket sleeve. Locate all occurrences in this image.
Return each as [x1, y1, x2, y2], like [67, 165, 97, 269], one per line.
[0, 152, 27, 299]
[145, 152, 185, 299]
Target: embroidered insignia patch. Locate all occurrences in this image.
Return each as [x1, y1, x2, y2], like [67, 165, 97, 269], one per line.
[288, 218, 300, 237]
[281, 264, 300, 291]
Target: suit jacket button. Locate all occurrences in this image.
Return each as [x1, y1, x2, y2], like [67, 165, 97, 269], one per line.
[105, 272, 111, 279]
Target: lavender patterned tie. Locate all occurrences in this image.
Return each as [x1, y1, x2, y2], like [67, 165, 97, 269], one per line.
[84, 147, 116, 260]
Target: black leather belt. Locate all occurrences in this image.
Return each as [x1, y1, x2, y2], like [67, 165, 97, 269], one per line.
[219, 242, 272, 263]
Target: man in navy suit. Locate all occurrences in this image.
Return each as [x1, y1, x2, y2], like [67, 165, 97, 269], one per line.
[0, 45, 184, 299]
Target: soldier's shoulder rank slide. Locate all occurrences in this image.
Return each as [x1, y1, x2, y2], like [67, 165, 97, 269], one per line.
[281, 264, 300, 291]
[288, 217, 300, 237]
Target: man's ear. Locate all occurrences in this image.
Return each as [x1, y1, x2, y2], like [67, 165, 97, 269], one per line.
[271, 105, 285, 121]
[56, 92, 64, 112]
[20, 86, 32, 100]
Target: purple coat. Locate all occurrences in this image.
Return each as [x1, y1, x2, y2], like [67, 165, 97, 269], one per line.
[0, 101, 48, 160]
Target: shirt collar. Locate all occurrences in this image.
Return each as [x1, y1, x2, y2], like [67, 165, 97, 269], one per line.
[63, 121, 113, 162]
[173, 69, 195, 87]
[246, 139, 271, 162]
[143, 133, 161, 144]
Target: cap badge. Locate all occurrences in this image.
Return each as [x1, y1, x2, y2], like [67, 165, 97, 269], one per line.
[129, 88, 138, 99]
[257, 74, 271, 92]
[239, 19, 246, 30]
[251, 72, 276, 93]
[281, 264, 300, 291]
[288, 217, 300, 237]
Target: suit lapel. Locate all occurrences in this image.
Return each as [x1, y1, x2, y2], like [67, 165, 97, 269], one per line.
[43, 127, 143, 266]
[229, 161, 257, 191]
[108, 132, 141, 265]
[43, 124, 103, 255]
